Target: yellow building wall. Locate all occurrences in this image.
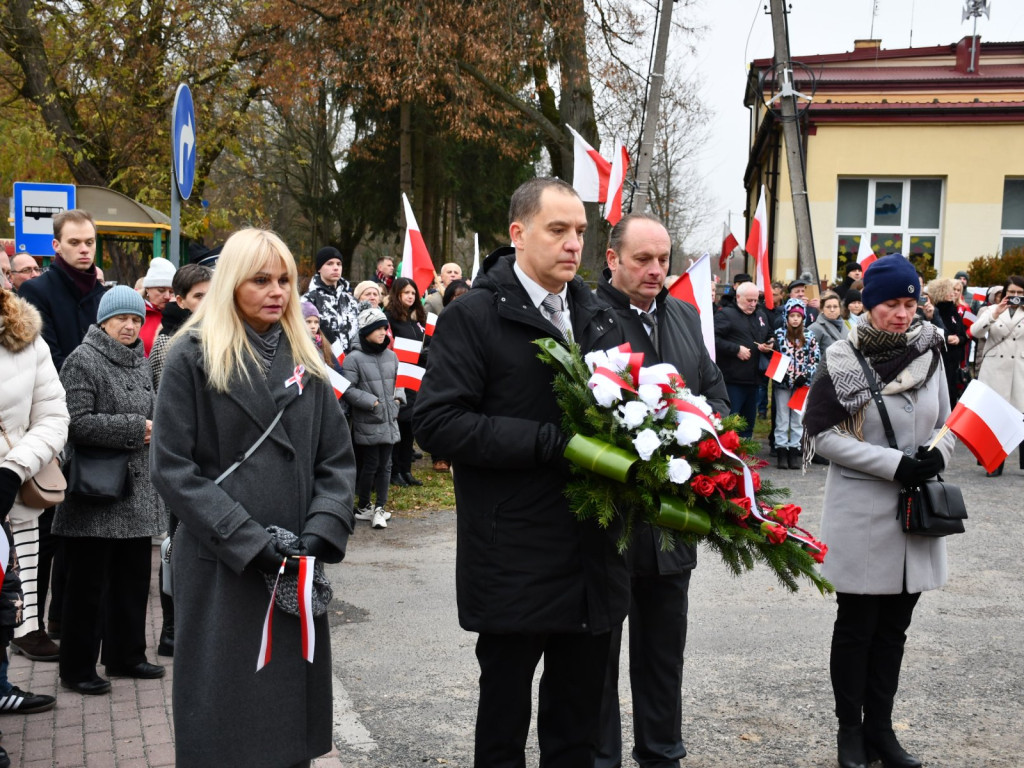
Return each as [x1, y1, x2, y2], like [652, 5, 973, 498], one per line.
[771, 122, 1024, 283]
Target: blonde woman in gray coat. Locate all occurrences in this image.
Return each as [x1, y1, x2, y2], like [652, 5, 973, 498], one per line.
[803, 256, 955, 768]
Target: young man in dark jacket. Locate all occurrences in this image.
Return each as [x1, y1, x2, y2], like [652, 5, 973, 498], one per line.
[414, 178, 629, 767]
[595, 213, 729, 768]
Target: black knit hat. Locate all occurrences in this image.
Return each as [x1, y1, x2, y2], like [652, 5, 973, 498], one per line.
[315, 246, 343, 272]
[842, 288, 862, 306]
[861, 255, 919, 309]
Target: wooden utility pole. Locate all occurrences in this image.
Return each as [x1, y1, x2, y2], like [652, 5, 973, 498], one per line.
[631, 0, 675, 213]
[767, 0, 818, 286]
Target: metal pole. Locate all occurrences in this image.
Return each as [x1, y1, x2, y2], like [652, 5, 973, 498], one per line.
[768, 0, 818, 286]
[631, 0, 674, 213]
[170, 174, 180, 267]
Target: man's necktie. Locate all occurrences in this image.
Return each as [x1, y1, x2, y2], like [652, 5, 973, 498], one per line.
[541, 293, 572, 342]
[639, 311, 658, 351]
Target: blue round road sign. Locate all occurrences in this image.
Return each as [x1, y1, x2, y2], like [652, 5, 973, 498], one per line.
[172, 84, 197, 200]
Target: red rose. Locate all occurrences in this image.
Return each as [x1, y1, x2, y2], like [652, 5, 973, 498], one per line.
[696, 439, 721, 462]
[690, 475, 716, 497]
[761, 522, 788, 545]
[731, 496, 752, 520]
[719, 430, 740, 453]
[810, 542, 828, 564]
[712, 471, 739, 492]
[751, 471, 762, 492]
[773, 504, 801, 528]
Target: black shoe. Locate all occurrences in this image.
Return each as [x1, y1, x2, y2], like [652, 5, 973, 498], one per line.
[60, 677, 111, 695]
[105, 661, 165, 679]
[0, 744, 9, 768]
[412, 450, 424, 461]
[837, 724, 868, 768]
[768, 446, 777, 457]
[0, 686, 56, 714]
[788, 448, 802, 470]
[863, 726, 921, 768]
[10, 628, 60, 661]
[390, 474, 408, 487]
[157, 624, 174, 657]
[403, 473, 423, 487]
[986, 461, 1004, 477]
[777, 447, 789, 469]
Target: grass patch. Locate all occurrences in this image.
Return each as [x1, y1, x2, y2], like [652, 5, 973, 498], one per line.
[388, 456, 456, 512]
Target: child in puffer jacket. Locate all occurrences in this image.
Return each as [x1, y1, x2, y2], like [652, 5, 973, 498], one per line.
[341, 308, 406, 530]
[773, 298, 819, 469]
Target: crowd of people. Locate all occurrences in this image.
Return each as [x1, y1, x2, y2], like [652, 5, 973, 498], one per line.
[0, 189, 1018, 768]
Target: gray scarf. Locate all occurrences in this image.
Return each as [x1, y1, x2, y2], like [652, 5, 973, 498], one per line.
[243, 322, 283, 375]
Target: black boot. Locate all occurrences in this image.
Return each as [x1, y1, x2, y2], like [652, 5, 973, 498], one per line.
[777, 447, 789, 469]
[986, 461, 1004, 477]
[391, 473, 408, 487]
[158, 623, 174, 657]
[863, 725, 921, 768]
[403, 472, 423, 487]
[1019, 448, 1024, 470]
[837, 724, 868, 768]
[788, 447, 802, 470]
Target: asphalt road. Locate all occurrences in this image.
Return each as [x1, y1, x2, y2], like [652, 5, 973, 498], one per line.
[325, 450, 1024, 767]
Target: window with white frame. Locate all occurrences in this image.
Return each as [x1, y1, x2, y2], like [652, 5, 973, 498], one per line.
[1001, 179, 1024, 255]
[834, 178, 944, 281]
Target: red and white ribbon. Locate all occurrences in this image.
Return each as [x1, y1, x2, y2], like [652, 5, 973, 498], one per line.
[285, 364, 306, 394]
[299, 556, 316, 664]
[256, 559, 286, 672]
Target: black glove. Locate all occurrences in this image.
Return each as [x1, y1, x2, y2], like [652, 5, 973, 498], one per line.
[915, 445, 945, 477]
[0, 468, 20, 517]
[894, 447, 944, 486]
[535, 423, 569, 464]
[791, 375, 807, 389]
[249, 541, 287, 574]
[299, 533, 344, 564]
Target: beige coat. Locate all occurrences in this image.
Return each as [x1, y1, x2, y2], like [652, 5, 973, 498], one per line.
[971, 304, 1024, 411]
[813, 360, 956, 594]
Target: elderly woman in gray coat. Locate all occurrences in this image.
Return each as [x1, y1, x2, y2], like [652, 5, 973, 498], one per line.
[56, 286, 166, 695]
[151, 228, 355, 768]
[803, 256, 955, 768]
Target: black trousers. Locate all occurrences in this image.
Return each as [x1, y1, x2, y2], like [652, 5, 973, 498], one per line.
[830, 591, 920, 727]
[392, 420, 415, 476]
[38, 507, 64, 629]
[356, 443, 393, 507]
[597, 571, 691, 768]
[474, 630, 613, 768]
[59, 536, 153, 683]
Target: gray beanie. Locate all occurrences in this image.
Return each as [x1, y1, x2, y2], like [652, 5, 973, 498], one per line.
[97, 285, 146, 325]
[357, 307, 389, 337]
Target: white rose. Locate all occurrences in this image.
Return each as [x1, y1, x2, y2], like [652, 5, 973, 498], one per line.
[637, 383, 664, 409]
[675, 419, 703, 447]
[667, 457, 693, 484]
[584, 350, 611, 373]
[618, 400, 650, 429]
[588, 373, 622, 408]
[633, 428, 662, 461]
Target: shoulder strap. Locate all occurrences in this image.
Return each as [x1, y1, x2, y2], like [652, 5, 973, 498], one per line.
[214, 410, 284, 485]
[851, 348, 899, 451]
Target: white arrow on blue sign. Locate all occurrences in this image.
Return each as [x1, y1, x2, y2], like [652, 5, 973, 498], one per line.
[172, 84, 196, 200]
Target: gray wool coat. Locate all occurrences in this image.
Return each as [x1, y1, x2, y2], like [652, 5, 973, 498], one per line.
[54, 325, 164, 538]
[341, 345, 405, 445]
[812, 355, 956, 595]
[150, 331, 356, 768]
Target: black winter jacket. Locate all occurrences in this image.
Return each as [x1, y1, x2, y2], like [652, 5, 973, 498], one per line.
[18, 265, 105, 370]
[714, 303, 774, 386]
[413, 248, 629, 634]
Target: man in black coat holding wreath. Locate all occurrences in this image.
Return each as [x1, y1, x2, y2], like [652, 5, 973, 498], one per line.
[414, 177, 629, 768]
[594, 213, 729, 768]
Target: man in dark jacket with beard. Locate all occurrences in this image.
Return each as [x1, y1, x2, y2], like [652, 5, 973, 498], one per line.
[414, 177, 629, 768]
[595, 213, 728, 768]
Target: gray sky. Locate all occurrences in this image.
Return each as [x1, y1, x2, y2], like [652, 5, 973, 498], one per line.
[682, 0, 1024, 252]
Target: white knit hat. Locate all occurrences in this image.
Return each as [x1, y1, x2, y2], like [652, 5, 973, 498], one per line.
[142, 257, 176, 288]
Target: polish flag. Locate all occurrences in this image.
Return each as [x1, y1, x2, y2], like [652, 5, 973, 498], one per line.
[298, 556, 315, 664]
[326, 367, 350, 399]
[0, 529, 9, 594]
[604, 138, 629, 226]
[720, 223, 740, 270]
[788, 385, 810, 412]
[471, 232, 480, 281]
[257, 560, 286, 671]
[945, 379, 1024, 472]
[567, 125, 612, 203]
[399, 193, 437, 296]
[764, 351, 792, 383]
[968, 287, 987, 303]
[397, 362, 426, 391]
[330, 338, 345, 360]
[424, 312, 438, 337]
[857, 236, 877, 271]
[393, 336, 423, 364]
[667, 252, 716, 361]
[745, 186, 772, 309]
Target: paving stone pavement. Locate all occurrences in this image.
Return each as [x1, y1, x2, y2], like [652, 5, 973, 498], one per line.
[0, 546, 344, 768]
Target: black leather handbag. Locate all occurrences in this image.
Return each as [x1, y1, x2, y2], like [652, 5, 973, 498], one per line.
[66, 446, 131, 501]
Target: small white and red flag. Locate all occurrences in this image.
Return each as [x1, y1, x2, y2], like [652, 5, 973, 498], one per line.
[399, 193, 437, 295]
[327, 367, 350, 399]
[330, 338, 345, 360]
[0, 531, 9, 594]
[968, 287, 987, 303]
[256, 559, 285, 672]
[567, 125, 612, 203]
[746, 186, 772, 310]
[424, 312, 438, 337]
[298, 556, 316, 664]
[393, 336, 423, 364]
[764, 351, 792, 383]
[604, 138, 629, 226]
[788, 385, 810, 412]
[667, 252, 716, 361]
[397, 361, 426, 391]
[857, 236, 877, 271]
[720, 223, 740, 270]
[945, 379, 1024, 472]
